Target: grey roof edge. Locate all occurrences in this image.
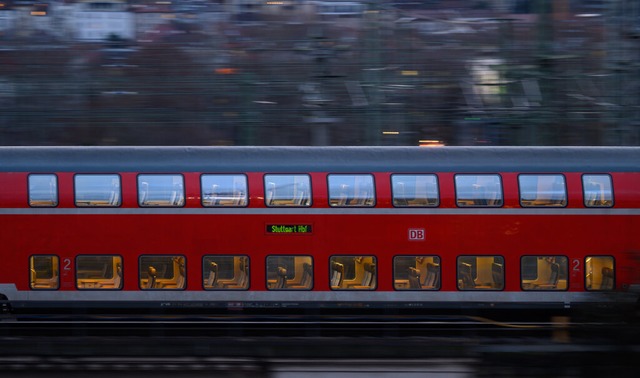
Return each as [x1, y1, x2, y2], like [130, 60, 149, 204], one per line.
[1, 146, 639, 173]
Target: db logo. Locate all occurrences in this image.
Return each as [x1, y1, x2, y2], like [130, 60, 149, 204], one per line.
[408, 228, 425, 241]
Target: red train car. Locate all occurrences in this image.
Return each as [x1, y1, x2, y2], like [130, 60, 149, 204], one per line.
[0, 146, 639, 315]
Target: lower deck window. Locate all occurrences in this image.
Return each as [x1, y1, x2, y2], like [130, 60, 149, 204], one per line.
[586, 256, 614, 290]
[29, 255, 59, 290]
[202, 255, 249, 290]
[76, 255, 123, 290]
[521, 256, 568, 290]
[266, 256, 313, 290]
[393, 256, 440, 290]
[457, 256, 504, 290]
[139, 255, 186, 290]
[330, 255, 376, 290]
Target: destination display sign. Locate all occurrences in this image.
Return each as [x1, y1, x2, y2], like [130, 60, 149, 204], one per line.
[266, 224, 313, 234]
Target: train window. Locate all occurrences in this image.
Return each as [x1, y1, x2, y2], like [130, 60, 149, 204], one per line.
[391, 175, 439, 207]
[393, 256, 441, 290]
[202, 255, 249, 290]
[138, 174, 185, 207]
[266, 256, 313, 290]
[329, 256, 376, 290]
[518, 174, 567, 207]
[76, 255, 123, 290]
[328, 175, 375, 207]
[139, 255, 186, 290]
[201, 174, 248, 207]
[264, 174, 311, 207]
[29, 255, 59, 290]
[454, 174, 503, 207]
[28, 174, 58, 207]
[586, 256, 615, 291]
[457, 256, 504, 290]
[583, 175, 613, 208]
[521, 256, 568, 290]
[74, 174, 121, 207]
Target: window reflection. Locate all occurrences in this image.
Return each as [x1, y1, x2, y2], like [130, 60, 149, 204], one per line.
[392, 175, 439, 207]
[519, 174, 567, 207]
[455, 174, 503, 207]
[328, 175, 375, 207]
[202, 174, 248, 207]
[138, 174, 185, 207]
[29, 174, 58, 207]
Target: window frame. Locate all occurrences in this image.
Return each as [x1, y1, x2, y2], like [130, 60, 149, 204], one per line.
[28, 173, 59, 207]
[585, 255, 615, 291]
[391, 174, 439, 208]
[137, 174, 185, 207]
[265, 255, 314, 290]
[75, 254, 123, 290]
[518, 174, 568, 208]
[263, 174, 312, 207]
[392, 255, 441, 291]
[329, 255, 377, 290]
[74, 173, 122, 207]
[201, 174, 249, 207]
[138, 255, 186, 290]
[520, 255, 569, 291]
[202, 255, 250, 291]
[327, 174, 376, 207]
[582, 174, 614, 208]
[456, 255, 505, 291]
[454, 174, 504, 208]
[29, 254, 60, 290]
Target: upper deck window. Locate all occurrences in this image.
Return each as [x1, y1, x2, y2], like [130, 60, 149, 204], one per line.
[74, 174, 121, 207]
[583, 174, 613, 208]
[264, 174, 311, 207]
[28, 174, 58, 207]
[455, 174, 503, 207]
[328, 174, 375, 207]
[391, 174, 439, 207]
[519, 174, 567, 207]
[138, 174, 185, 207]
[201, 174, 248, 207]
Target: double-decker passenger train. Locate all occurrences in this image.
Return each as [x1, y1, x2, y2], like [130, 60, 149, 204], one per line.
[1, 146, 639, 316]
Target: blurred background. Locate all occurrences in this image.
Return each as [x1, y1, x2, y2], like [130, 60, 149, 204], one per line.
[0, 0, 638, 146]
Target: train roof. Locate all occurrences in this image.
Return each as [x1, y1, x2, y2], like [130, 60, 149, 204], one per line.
[0, 146, 639, 173]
